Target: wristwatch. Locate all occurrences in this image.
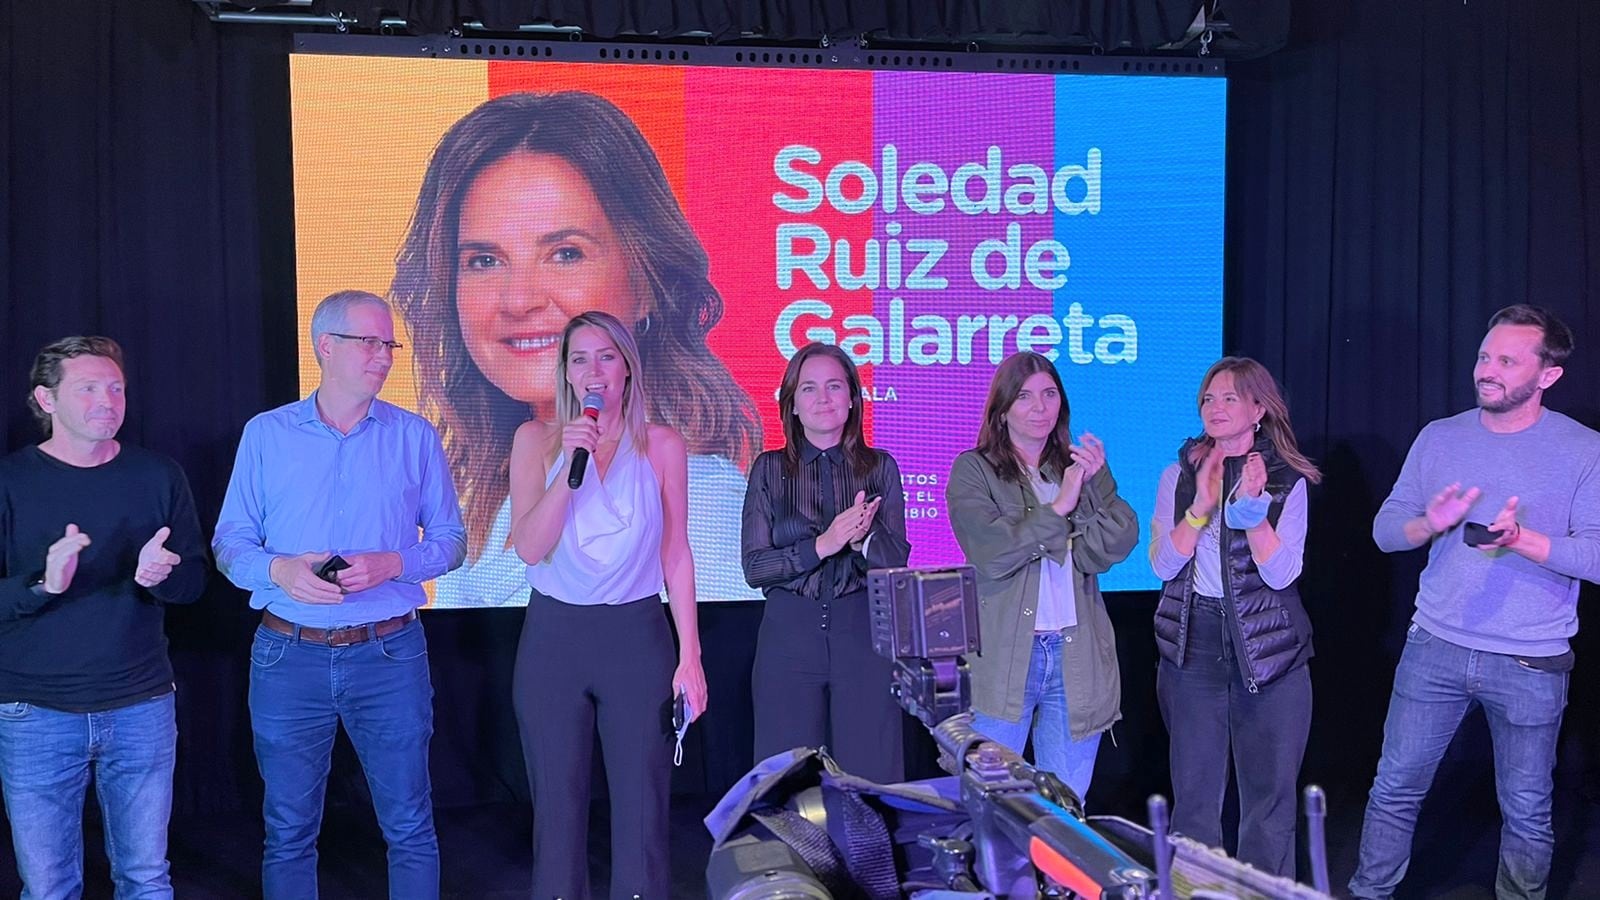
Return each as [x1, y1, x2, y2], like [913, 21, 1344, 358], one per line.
[26, 573, 52, 598]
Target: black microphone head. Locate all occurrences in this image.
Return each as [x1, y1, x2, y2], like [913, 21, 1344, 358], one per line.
[581, 393, 604, 417]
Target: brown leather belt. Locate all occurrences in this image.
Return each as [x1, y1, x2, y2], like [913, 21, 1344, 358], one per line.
[262, 609, 417, 647]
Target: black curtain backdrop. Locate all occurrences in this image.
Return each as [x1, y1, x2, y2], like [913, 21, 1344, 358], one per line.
[1, 0, 1597, 867]
[1225, 0, 1600, 837]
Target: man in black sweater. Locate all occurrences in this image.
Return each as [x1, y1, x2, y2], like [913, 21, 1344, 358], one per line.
[0, 336, 206, 900]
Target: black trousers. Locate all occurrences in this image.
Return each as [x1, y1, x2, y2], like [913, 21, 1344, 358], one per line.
[753, 587, 904, 783]
[1156, 593, 1312, 878]
[513, 589, 675, 900]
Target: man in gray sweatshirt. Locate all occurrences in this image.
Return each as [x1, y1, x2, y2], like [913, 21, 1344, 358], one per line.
[1351, 305, 1600, 900]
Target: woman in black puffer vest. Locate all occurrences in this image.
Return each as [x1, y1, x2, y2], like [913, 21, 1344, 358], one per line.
[1148, 357, 1322, 878]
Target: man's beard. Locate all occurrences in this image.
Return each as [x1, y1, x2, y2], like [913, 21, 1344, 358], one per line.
[1477, 377, 1540, 414]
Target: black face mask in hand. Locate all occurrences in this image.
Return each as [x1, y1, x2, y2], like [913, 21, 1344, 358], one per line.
[671, 690, 693, 767]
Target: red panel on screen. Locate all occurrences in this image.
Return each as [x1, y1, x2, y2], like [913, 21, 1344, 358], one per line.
[684, 68, 875, 443]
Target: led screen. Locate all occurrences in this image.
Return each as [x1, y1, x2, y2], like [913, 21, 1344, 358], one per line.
[290, 53, 1224, 604]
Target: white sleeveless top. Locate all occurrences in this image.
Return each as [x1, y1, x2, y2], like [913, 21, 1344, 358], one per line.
[526, 432, 665, 605]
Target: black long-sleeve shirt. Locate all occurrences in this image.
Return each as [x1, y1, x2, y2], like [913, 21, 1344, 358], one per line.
[740, 439, 912, 599]
[0, 445, 207, 711]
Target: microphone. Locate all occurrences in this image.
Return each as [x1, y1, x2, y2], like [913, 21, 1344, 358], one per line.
[567, 393, 604, 490]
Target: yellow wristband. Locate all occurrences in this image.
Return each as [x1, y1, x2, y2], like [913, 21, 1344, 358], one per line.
[1184, 509, 1210, 529]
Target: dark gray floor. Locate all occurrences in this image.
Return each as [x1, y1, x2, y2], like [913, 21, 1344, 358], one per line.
[1, 775, 1598, 898]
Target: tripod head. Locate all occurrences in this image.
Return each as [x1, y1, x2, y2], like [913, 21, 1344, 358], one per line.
[867, 566, 979, 729]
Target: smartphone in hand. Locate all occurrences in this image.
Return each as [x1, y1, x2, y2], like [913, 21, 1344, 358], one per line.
[315, 554, 351, 582]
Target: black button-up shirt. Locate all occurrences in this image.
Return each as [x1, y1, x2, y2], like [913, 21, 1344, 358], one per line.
[740, 439, 912, 602]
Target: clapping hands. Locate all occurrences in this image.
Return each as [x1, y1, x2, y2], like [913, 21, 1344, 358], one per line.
[134, 526, 181, 588]
[1425, 482, 1482, 535]
[822, 490, 881, 557]
[1238, 452, 1268, 498]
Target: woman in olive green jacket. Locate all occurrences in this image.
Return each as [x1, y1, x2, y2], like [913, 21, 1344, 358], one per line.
[946, 352, 1139, 800]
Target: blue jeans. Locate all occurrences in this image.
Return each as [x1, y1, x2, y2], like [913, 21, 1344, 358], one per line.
[0, 691, 176, 900]
[249, 619, 438, 900]
[1350, 623, 1568, 900]
[970, 631, 1103, 801]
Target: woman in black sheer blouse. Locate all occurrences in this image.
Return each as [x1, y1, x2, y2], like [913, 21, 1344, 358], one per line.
[740, 342, 911, 782]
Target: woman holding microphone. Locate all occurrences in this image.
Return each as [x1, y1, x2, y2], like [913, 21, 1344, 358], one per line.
[1148, 356, 1320, 877]
[508, 310, 708, 899]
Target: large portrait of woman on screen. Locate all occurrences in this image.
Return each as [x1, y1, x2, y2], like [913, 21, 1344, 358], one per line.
[391, 91, 762, 606]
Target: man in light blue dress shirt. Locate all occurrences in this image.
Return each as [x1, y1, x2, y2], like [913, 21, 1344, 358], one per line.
[214, 290, 466, 900]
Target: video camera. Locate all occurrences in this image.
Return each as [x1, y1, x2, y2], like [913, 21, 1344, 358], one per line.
[706, 565, 1336, 899]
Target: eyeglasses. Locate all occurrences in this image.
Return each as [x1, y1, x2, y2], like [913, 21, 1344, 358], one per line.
[328, 333, 404, 353]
